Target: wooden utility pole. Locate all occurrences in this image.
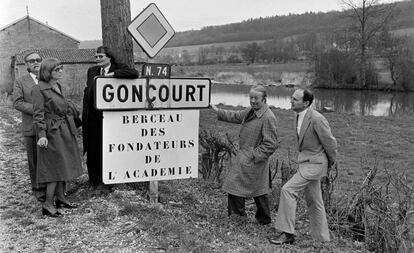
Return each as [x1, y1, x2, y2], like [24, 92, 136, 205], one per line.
[100, 0, 159, 203]
[100, 0, 134, 68]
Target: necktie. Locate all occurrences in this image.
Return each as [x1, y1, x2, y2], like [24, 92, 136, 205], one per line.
[296, 114, 300, 135]
[101, 68, 105, 76]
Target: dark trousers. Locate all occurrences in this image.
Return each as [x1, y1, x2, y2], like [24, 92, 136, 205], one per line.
[23, 136, 45, 198]
[228, 194, 271, 223]
[86, 148, 103, 186]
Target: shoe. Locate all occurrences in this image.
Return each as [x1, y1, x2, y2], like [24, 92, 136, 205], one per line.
[42, 208, 62, 217]
[269, 232, 295, 245]
[56, 199, 78, 209]
[37, 196, 46, 202]
[256, 218, 271, 225]
[93, 185, 113, 195]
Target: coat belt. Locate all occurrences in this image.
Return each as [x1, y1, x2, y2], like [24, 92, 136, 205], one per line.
[45, 113, 78, 136]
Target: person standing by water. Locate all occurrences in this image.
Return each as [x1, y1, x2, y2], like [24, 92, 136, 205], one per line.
[13, 51, 46, 202]
[210, 84, 278, 225]
[269, 88, 337, 245]
[32, 58, 83, 217]
[82, 46, 139, 193]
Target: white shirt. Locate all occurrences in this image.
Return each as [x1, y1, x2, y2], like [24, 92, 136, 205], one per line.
[29, 72, 38, 84]
[296, 108, 309, 135]
[102, 64, 111, 75]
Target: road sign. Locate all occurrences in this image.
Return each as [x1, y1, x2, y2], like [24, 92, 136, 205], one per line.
[102, 109, 199, 184]
[141, 63, 171, 78]
[128, 3, 175, 58]
[95, 77, 211, 110]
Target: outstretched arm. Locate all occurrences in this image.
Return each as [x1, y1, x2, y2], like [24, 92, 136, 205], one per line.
[109, 63, 139, 79]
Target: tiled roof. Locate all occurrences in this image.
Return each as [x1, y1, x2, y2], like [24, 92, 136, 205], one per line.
[15, 48, 95, 65]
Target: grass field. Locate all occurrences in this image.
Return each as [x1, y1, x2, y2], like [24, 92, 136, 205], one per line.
[1, 101, 412, 252]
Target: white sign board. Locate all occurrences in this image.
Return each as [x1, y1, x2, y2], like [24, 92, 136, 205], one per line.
[95, 77, 211, 110]
[128, 3, 175, 58]
[102, 110, 199, 184]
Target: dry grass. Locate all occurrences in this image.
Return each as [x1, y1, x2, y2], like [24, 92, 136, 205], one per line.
[1, 103, 413, 252]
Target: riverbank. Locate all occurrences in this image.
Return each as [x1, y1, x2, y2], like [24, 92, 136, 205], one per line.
[0, 105, 412, 252]
[172, 62, 413, 92]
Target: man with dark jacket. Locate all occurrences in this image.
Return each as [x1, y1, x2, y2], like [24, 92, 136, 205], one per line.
[13, 51, 46, 201]
[82, 46, 139, 192]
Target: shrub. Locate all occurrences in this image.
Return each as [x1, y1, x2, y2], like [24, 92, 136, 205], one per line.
[199, 129, 236, 183]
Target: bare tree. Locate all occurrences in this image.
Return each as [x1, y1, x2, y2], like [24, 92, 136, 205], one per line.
[100, 0, 134, 68]
[341, 0, 395, 88]
[242, 42, 261, 64]
[198, 47, 209, 65]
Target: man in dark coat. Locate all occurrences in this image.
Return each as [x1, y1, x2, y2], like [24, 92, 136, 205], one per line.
[210, 85, 278, 225]
[13, 51, 46, 202]
[82, 46, 139, 192]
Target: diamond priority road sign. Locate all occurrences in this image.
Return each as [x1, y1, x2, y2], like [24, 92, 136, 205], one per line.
[128, 3, 175, 58]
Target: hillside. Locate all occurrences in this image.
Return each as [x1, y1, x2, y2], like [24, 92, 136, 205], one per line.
[167, 0, 414, 47]
[80, 0, 414, 51]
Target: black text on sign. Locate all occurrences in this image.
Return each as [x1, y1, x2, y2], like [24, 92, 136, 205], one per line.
[95, 77, 211, 110]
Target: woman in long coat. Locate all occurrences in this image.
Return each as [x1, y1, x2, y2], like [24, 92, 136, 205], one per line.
[211, 85, 278, 224]
[32, 58, 83, 217]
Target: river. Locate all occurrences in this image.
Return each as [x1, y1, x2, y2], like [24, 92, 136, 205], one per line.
[210, 84, 414, 117]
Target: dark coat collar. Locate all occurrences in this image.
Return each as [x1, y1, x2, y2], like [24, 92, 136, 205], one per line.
[38, 80, 63, 95]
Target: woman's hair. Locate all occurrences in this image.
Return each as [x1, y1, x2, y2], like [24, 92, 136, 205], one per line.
[96, 46, 116, 64]
[39, 58, 61, 82]
[250, 84, 267, 102]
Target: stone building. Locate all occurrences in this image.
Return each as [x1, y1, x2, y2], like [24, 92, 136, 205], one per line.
[0, 15, 79, 93]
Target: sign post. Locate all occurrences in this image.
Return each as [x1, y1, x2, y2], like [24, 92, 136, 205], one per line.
[97, 3, 209, 203]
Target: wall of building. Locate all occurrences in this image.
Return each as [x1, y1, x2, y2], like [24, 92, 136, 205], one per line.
[0, 17, 78, 93]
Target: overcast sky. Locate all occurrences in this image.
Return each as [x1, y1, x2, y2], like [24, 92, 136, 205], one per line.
[0, 0, 355, 40]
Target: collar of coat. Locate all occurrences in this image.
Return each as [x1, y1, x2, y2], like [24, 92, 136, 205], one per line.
[248, 104, 269, 119]
[38, 80, 63, 94]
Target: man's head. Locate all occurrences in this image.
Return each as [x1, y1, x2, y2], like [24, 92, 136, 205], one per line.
[249, 84, 267, 111]
[24, 52, 42, 75]
[95, 46, 114, 67]
[291, 88, 313, 113]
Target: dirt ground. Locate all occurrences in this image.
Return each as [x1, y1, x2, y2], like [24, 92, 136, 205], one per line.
[1, 104, 412, 252]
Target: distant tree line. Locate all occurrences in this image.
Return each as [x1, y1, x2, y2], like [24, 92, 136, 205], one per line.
[314, 0, 414, 91]
[167, 1, 414, 47]
[154, 38, 298, 65]
[158, 1, 414, 91]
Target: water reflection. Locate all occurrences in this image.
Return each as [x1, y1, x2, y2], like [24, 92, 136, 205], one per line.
[211, 84, 414, 117]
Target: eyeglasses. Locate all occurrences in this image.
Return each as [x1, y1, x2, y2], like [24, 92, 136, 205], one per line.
[95, 55, 106, 59]
[53, 66, 64, 72]
[26, 58, 42, 64]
